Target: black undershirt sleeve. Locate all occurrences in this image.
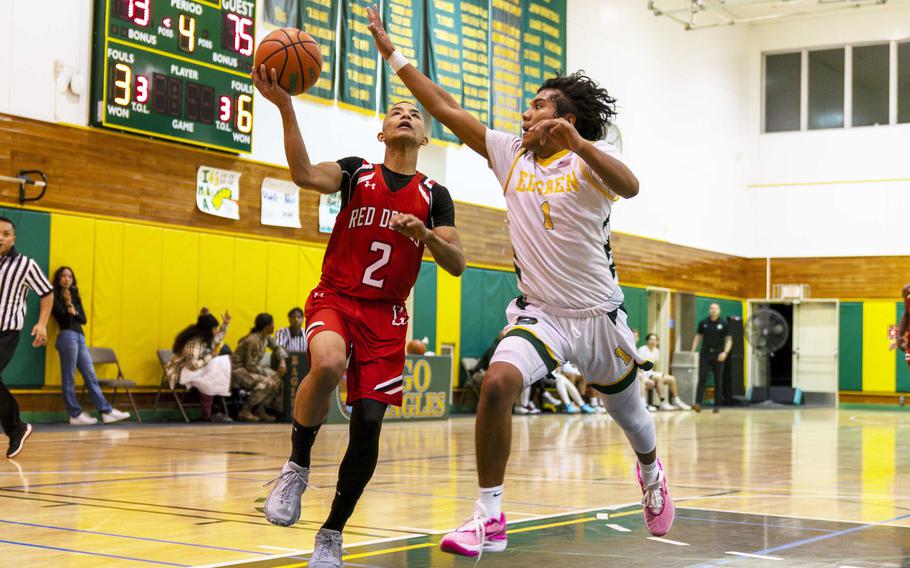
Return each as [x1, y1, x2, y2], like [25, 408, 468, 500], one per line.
[429, 183, 456, 228]
[336, 156, 367, 210]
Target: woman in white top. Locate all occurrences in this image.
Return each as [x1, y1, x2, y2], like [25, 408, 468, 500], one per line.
[638, 334, 691, 410]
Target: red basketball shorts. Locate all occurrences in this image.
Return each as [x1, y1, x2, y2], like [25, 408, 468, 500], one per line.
[304, 284, 409, 406]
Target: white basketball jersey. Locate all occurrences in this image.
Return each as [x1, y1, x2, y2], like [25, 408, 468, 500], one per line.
[486, 129, 625, 310]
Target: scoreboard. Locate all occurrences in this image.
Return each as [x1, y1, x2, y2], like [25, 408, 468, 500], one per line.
[92, 0, 257, 153]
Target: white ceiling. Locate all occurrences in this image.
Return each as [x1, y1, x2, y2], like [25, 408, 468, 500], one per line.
[648, 0, 910, 29]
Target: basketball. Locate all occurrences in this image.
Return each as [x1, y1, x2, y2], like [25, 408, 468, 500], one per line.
[253, 29, 322, 96]
[406, 339, 427, 355]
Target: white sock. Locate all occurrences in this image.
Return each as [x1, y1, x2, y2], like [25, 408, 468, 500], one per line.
[477, 485, 503, 519]
[639, 460, 659, 485]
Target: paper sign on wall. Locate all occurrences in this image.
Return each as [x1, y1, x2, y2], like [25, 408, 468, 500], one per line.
[260, 178, 301, 228]
[196, 166, 241, 220]
[318, 192, 342, 233]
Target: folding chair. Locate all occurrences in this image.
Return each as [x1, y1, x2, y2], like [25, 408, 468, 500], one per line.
[154, 349, 190, 423]
[85, 347, 141, 423]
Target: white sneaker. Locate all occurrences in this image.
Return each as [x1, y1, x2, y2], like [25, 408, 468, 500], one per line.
[512, 405, 529, 415]
[671, 397, 692, 410]
[659, 401, 675, 411]
[647, 405, 658, 413]
[69, 412, 98, 425]
[102, 409, 131, 424]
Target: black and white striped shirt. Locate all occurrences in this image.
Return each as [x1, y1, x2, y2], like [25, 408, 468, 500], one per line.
[0, 249, 53, 332]
[275, 327, 307, 353]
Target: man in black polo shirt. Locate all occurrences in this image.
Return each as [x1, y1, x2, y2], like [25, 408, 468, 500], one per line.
[0, 216, 53, 458]
[691, 303, 732, 413]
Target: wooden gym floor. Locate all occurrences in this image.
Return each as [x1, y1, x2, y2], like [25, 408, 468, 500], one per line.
[1, 407, 908, 567]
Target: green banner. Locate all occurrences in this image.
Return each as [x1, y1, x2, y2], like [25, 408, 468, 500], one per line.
[521, 0, 566, 104]
[339, 0, 378, 113]
[299, 0, 339, 101]
[426, 0, 462, 143]
[490, 0, 523, 135]
[326, 355, 452, 423]
[460, 0, 491, 127]
[263, 0, 299, 27]
[381, 0, 426, 112]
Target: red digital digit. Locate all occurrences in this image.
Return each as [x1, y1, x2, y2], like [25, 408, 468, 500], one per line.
[136, 75, 149, 103]
[226, 13, 254, 56]
[219, 95, 232, 122]
[129, 0, 150, 27]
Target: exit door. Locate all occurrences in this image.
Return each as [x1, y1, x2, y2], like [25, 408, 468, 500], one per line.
[793, 301, 839, 394]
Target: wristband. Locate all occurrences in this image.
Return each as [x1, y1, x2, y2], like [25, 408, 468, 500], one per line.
[387, 50, 409, 73]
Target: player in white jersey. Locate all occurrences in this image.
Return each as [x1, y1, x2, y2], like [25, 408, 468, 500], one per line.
[367, 9, 675, 557]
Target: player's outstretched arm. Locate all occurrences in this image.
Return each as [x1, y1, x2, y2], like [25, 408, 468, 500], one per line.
[366, 5, 488, 160]
[391, 214, 465, 276]
[251, 66, 342, 195]
[528, 118, 639, 198]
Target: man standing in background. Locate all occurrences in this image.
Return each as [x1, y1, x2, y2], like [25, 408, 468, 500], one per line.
[891, 284, 910, 369]
[692, 303, 732, 413]
[0, 217, 53, 458]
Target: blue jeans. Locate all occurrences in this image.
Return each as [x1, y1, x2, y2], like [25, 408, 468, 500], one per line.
[56, 330, 112, 417]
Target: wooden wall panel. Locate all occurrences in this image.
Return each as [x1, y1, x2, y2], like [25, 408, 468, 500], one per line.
[743, 257, 910, 299]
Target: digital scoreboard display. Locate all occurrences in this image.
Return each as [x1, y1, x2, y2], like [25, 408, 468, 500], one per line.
[92, 0, 257, 153]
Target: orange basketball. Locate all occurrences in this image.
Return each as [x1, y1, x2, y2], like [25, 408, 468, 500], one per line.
[406, 339, 428, 355]
[253, 28, 322, 95]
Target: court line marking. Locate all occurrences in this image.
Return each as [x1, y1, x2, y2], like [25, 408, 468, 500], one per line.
[0, 538, 188, 566]
[674, 514, 836, 533]
[682, 505, 910, 529]
[605, 523, 631, 532]
[0, 518, 269, 555]
[726, 551, 782, 560]
[648, 537, 689, 546]
[693, 511, 910, 567]
[193, 504, 639, 567]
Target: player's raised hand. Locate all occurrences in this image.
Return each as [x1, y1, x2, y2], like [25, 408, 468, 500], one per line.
[528, 118, 585, 153]
[251, 65, 291, 108]
[391, 213, 431, 242]
[367, 4, 395, 59]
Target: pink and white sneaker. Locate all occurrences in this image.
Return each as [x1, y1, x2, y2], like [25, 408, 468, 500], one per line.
[636, 458, 675, 536]
[439, 510, 508, 558]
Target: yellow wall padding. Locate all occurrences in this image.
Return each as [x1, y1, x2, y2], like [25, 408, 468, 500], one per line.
[44, 215, 97, 386]
[159, 229, 201, 350]
[120, 224, 163, 388]
[232, 239, 269, 346]
[298, 245, 324, 306]
[197, 233, 235, 335]
[862, 301, 897, 392]
[46, 213, 333, 387]
[436, 268, 462, 377]
[266, 242, 299, 320]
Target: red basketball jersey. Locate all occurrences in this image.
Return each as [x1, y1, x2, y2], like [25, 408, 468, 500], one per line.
[320, 163, 433, 303]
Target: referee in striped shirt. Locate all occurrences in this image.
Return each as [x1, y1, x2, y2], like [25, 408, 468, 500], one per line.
[0, 217, 53, 459]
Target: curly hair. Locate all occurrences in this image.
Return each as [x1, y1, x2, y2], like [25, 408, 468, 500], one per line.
[538, 71, 617, 141]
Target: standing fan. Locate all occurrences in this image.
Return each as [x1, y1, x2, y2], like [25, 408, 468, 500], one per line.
[744, 308, 790, 403]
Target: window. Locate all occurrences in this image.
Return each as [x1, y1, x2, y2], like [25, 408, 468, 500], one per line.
[900, 42, 910, 124]
[852, 44, 890, 127]
[809, 48, 845, 129]
[764, 53, 801, 132]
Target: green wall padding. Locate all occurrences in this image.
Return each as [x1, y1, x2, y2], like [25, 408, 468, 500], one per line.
[694, 296, 743, 325]
[897, 302, 910, 392]
[620, 285, 648, 346]
[413, 261, 437, 349]
[460, 267, 520, 358]
[839, 302, 863, 391]
[0, 207, 51, 387]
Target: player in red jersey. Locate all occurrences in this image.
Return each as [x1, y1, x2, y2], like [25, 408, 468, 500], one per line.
[251, 66, 465, 567]
[894, 284, 910, 368]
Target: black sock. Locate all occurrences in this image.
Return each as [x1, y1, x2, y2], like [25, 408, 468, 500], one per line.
[322, 399, 386, 532]
[289, 420, 320, 468]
